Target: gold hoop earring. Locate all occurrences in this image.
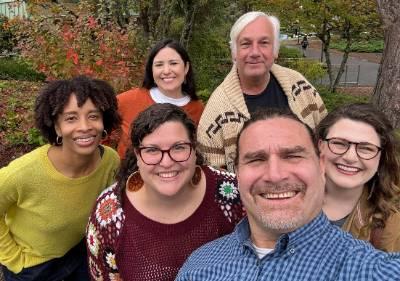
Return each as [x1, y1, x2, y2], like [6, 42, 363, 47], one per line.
[126, 171, 143, 192]
[102, 130, 108, 139]
[56, 136, 63, 145]
[191, 165, 202, 186]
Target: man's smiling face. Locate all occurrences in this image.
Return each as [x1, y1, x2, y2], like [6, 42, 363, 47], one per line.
[236, 117, 326, 241]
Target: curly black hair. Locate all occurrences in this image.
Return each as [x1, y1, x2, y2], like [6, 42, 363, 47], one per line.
[116, 103, 204, 195]
[34, 75, 121, 145]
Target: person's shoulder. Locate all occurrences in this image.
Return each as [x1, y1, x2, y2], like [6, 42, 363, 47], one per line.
[341, 239, 400, 278]
[331, 226, 392, 258]
[186, 98, 205, 109]
[102, 145, 120, 160]
[208, 65, 239, 100]
[96, 182, 120, 203]
[271, 63, 307, 79]
[1, 144, 48, 172]
[93, 183, 124, 226]
[87, 182, 123, 257]
[380, 210, 400, 251]
[182, 232, 237, 267]
[117, 87, 150, 102]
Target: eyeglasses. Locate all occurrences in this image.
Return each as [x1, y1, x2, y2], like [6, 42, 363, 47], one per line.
[137, 142, 193, 165]
[324, 138, 381, 160]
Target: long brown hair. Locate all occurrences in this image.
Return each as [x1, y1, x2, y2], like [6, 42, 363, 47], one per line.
[315, 103, 400, 229]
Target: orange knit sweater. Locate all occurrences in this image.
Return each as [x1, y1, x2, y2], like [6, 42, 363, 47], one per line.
[114, 88, 204, 158]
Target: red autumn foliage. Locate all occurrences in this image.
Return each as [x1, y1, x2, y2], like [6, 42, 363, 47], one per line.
[11, 4, 146, 92]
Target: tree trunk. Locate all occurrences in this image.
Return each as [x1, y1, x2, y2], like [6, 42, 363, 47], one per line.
[332, 20, 352, 91]
[156, 0, 176, 40]
[373, 1, 400, 129]
[180, 1, 197, 49]
[317, 19, 336, 91]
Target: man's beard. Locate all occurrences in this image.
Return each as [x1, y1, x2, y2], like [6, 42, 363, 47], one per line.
[251, 182, 306, 232]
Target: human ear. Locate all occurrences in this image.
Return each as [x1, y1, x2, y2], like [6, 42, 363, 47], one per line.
[54, 121, 61, 136]
[184, 62, 189, 75]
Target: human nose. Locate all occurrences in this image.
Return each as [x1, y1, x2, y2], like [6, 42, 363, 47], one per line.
[262, 156, 288, 183]
[342, 144, 358, 161]
[78, 118, 91, 131]
[162, 64, 171, 74]
[249, 42, 261, 57]
[159, 150, 175, 166]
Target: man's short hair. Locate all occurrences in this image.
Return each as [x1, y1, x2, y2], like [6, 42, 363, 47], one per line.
[234, 108, 318, 166]
[229, 11, 280, 59]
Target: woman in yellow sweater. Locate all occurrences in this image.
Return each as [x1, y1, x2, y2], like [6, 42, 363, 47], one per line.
[0, 76, 121, 280]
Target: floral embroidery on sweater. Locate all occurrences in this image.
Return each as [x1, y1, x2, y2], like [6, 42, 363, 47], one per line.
[86, 166, 245, 280]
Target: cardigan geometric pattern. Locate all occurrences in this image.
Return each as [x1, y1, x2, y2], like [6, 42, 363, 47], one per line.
[197, 63, 328, 171]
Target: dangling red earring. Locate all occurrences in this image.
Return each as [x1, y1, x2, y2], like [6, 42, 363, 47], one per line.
[191, 166, 202, 186]
[126, 171, 144, 192]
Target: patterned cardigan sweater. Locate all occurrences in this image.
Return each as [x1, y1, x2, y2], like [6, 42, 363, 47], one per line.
[197, 63, 327, 171]
[86, 165, 245, 281]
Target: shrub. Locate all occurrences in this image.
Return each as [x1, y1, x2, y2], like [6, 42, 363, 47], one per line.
[0, 15, 15, 54]
[317, 86, 370, 112]
[11, 1, 147, 92]
[0, 80, 44, 148]
[189, 25, 232, 94]
[279, 45, 302, 58]
[283, 59, 326, 83]
[0, 57, 45, 81]
[330, 39, 384, 53]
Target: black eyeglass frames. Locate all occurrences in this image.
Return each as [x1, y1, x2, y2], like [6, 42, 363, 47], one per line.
[324, 138, 381, 160]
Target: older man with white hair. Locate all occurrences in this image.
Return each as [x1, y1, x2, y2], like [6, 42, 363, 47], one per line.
[197, 11, 327, 172]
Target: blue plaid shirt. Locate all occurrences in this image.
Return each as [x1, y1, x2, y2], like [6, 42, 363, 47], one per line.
[176, 213, 400, 280]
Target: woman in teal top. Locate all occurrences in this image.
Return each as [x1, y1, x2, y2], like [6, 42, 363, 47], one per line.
[0, 76, 121, 281]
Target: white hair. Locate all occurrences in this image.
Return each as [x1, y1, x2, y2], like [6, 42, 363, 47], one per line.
[229, 11, 280, 59]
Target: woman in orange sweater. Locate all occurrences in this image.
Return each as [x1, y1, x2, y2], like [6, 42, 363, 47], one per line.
[114, 39, 204, 158]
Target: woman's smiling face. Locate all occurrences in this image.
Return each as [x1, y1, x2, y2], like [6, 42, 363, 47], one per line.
[319, 118, 381, 191]
[135, 121, 196, 199]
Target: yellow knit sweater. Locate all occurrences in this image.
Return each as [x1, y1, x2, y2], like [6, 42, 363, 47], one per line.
[0, 144, 119, 273]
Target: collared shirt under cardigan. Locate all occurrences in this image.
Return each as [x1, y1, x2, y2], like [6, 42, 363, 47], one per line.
[197, 63, 328, 172]
[176, 213, 400, 281]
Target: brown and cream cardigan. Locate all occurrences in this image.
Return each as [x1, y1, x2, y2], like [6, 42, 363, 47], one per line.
[197, 63, 327, 171]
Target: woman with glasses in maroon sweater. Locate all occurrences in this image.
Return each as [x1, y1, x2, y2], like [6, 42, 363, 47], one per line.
[86, 103, 245, 281]
[316, 103, 400, 252]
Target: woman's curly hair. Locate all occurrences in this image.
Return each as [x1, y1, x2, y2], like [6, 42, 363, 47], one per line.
[34, 75, 121, 145]
[315, 103, 400, 230]
[116, 103, 204, 195]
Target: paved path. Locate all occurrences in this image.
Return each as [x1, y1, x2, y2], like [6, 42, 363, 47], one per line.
[286, 43, 380, 86]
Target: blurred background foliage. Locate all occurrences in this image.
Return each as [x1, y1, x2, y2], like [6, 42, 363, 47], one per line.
[0, 0, 378, 163]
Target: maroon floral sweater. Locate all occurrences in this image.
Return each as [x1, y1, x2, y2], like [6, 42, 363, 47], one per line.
[86, 165, 245, 281]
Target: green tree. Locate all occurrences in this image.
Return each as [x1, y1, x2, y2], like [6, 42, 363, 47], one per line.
[263, 0, 380, 92]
